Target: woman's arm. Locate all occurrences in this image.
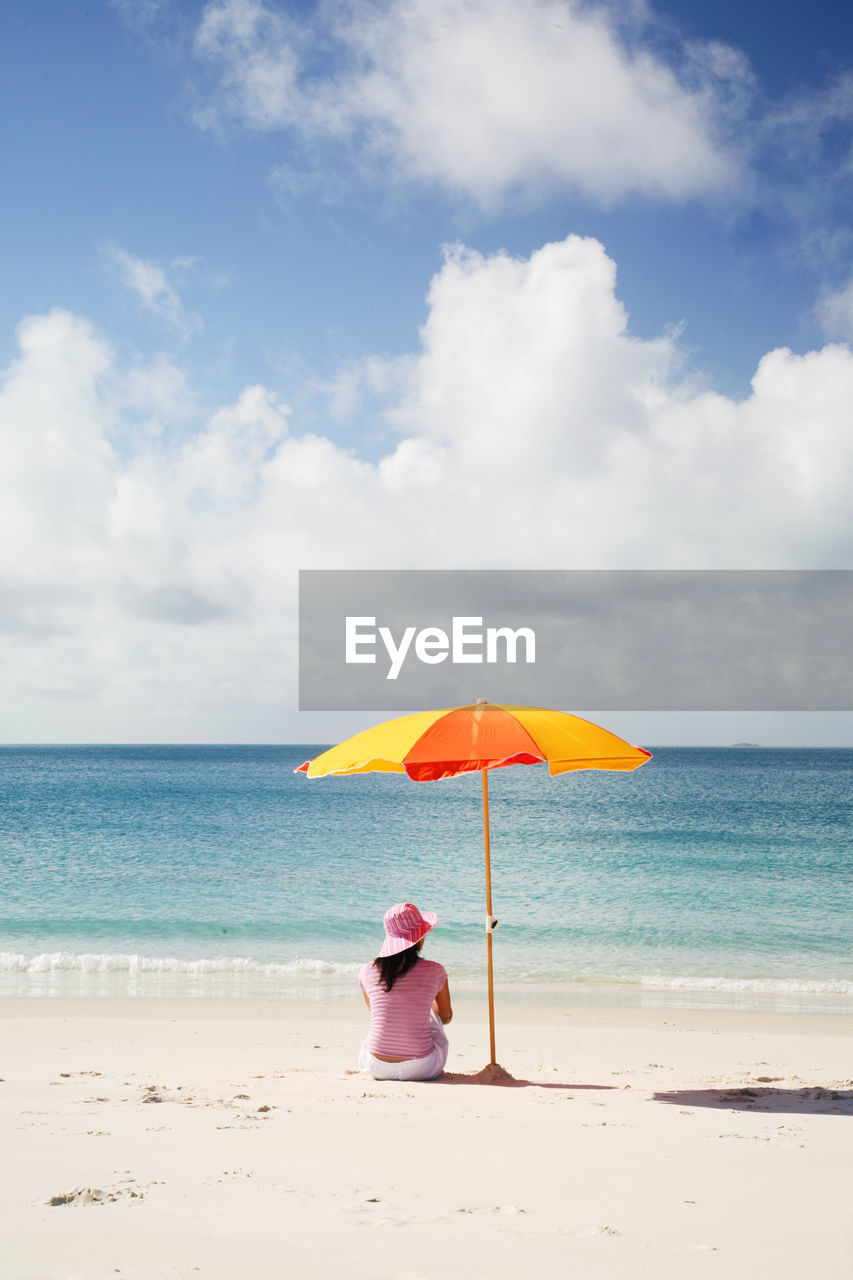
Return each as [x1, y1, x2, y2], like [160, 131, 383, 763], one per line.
[432, 978, 453, 1024]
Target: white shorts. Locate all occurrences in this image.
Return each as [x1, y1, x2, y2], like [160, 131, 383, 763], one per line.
[359, 1011, 449, 1081]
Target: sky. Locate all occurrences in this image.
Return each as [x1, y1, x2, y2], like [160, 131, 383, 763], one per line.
[1, 0, 852, 745]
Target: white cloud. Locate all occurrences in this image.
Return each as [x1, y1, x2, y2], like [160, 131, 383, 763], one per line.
[192, 0, 746, 205]
[761, 72, 853, 168]
[324, 354, 408, 422]
[0, 310, 116, 588]
[380, 237, 853, 566]
[816, 276, 853, 343]
[118, 355, 197, 445]
[110, 0, 166, 27]
[3, 236, 853, 738]
[754, 71, 853, 234]
[193, 0, 304, 131]
[107, 245, 200, 334]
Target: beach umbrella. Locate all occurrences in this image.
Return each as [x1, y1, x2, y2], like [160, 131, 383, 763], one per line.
[296, 700, 651, 1067]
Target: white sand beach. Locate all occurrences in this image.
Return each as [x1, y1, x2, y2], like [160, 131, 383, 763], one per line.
[3, 998, 852, 1280]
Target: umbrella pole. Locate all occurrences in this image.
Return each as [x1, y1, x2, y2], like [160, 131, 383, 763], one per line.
[482, 767, 497, 1065]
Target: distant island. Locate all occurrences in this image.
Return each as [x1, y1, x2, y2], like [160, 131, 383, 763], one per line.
[732, 742, 760, 747]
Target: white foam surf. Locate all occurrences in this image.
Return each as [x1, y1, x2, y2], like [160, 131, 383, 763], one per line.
[638, 974, 853, 995]
[0, 951, 360, 978]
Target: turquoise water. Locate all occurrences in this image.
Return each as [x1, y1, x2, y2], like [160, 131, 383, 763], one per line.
[1, 745, 851, 1011]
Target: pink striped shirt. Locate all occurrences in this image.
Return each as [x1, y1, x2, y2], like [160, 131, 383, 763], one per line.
[359, 958, 447, 1059]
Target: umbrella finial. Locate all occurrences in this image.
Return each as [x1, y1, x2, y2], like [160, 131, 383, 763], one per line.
[476, 697, 488, 704]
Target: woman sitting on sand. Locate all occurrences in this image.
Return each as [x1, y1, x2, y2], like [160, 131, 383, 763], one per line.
[358, 902, 452, 1081]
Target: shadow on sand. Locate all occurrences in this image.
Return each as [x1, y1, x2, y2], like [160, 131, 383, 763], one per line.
[435, 1063, 614, 1090]
[653, 1085, 853, 1116]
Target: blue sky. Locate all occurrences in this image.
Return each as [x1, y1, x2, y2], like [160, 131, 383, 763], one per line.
[1, 0, 852, 743]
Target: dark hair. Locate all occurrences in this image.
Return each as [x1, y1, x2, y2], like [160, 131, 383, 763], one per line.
[373, 944, 421, 992]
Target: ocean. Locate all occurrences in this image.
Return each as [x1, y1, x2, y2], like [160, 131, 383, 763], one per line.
[1, 745, 851, 1013]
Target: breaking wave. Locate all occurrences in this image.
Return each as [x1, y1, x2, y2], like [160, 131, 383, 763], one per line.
[0, 952, 359, 978]
[637, 974, 853, 995]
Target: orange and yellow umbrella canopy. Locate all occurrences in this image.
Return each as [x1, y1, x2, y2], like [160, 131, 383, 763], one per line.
[297, 700, 651, 1067]
[296, 700, 650, 782]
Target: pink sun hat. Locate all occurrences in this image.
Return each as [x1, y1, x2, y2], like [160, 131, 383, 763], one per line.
[378, 902, 438, 957]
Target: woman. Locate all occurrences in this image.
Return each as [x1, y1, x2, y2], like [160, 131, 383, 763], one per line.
[358, 902, 452, 1081]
